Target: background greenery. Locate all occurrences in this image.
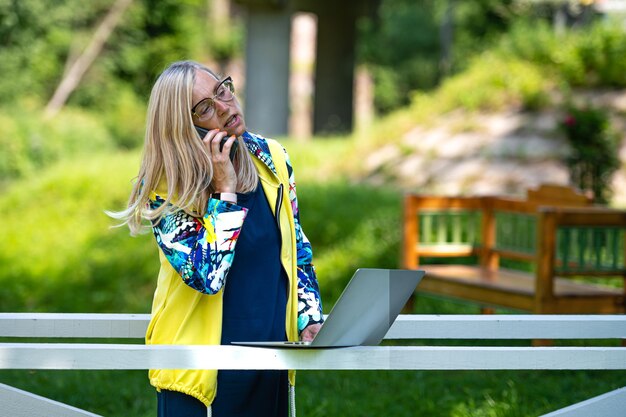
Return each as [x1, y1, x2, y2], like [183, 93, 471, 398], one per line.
[1, 1, 625, 416]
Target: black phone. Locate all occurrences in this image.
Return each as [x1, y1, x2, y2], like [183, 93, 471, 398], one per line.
[194, 125, 238, 161]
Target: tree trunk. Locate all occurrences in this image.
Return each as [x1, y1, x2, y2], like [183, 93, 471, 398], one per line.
[439, 0, 454, 78]
[44, 0, 134, 119]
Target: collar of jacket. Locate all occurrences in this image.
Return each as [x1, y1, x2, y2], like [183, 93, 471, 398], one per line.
[242, 131, 279, 178]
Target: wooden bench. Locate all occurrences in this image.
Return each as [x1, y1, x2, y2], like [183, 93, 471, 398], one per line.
[402, 184, 626, 314]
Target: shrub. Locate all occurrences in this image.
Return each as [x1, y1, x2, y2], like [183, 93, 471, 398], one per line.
[0, 106, 115, 182]
[0, 150, 156, 313]
[499, 20, 626, 88]
[559, 104, 620, 203]
[0, 148, 404, 313]
[102, 86, 147, 149]
[0, 114, 31, 179]
[429, 53, 551, 113]
[297, 181, 402, 305]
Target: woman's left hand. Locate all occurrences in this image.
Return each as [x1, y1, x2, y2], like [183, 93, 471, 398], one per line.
[300, 323, 322, 342]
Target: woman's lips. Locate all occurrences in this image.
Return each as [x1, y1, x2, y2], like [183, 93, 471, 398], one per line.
[225, 114, 239, 128]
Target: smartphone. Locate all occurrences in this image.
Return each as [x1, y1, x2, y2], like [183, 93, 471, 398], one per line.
[194, 125, 238, 161]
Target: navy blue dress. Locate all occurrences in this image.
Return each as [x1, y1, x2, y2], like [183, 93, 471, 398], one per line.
[157, 181, 289, 417]
[212, 180, 289, 417]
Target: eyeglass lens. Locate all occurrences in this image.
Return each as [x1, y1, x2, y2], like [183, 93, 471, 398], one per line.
[194, 78, 234, 119]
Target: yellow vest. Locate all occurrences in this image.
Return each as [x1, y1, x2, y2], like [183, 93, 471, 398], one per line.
[145, 139, 299, 407]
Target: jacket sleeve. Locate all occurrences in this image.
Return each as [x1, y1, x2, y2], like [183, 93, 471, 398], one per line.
[149, 194, 248, 295]
[282, 148, 324, 333]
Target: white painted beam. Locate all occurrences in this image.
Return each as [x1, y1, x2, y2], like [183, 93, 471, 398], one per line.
[1, 344, 625, 370]
[0, 313, 150, 338]
[386, 315, 626, 339]
[0, 382, 101, 417]
[540, 386, 626, 417]
[1, 314, 625, 340]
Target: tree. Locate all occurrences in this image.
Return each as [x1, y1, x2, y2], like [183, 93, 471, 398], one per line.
[44, 0, 134, 118]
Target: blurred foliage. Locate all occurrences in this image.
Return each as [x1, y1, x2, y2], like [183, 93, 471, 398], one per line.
[1, 0, 623, 124]
[499, 20, 626, 88]
[102, 85, 147, 149]
[361, 17, 626, 154]
[358, 0, 441, 113]
[433, 53, 550, 112]
[0, 144, 402, 312]
[0, 151, 156, 313]
[0, 0, 114, 104]
[0, 369, 153, 416]
[0, 106, 116, 183]
[0, 0, 239, 112]
[357, 0, 624, 115]
[357, 0, 526, 114]
[296, 181, 402, 304]
[559, 103, 620, 203]
[0, 2, 624, 415]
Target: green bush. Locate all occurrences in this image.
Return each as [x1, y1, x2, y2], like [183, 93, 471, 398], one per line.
[357, 0, 441, 113]
[499, 20, 626, 88]
[0, 147, 403, 312]
[0, 150, 156, 313]
[0, 106, 115, 182]
[560, 104, 620, 203]
[102, 86, 147, 149]
[577, 24, 626, 87]
[0, 0, 212, 109]
[498, 20, 560, 66]
[297, 181, 402, 305]
[0, 114, 31, 179]
[415, 53, 550, 114]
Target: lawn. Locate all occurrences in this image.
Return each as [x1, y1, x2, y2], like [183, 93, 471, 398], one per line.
[1, 140, 624, 416]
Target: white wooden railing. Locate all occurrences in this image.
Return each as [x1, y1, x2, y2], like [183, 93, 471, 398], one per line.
[0, 313, 625, 416]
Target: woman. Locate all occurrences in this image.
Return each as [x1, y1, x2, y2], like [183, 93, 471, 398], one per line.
[112, 60, 323, 417]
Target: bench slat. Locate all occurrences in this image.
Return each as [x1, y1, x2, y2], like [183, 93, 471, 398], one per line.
[420, 265, 623, 296]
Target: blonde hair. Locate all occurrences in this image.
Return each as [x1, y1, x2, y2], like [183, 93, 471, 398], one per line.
[110, 60, 258, 235]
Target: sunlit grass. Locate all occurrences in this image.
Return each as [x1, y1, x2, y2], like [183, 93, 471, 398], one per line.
[2, 29, 626, 412]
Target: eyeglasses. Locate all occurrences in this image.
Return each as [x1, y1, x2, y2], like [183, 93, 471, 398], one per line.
[191, 76, 235, 121]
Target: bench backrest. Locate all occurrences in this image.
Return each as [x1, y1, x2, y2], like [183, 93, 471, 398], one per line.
[485, 184, 593, 270]
[403, 184, 626, 281]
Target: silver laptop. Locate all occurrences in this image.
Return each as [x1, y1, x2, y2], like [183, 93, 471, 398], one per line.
[233, 268, 424, 348]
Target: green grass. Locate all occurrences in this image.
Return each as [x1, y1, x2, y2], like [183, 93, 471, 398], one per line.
[3, 367, 624, 417]
[298, 369, 626, 417]
[3, 20, 626, 414]
[1, 145, 625, 416]
[3, 359, 624, 417]
[0, 369, 154, 416]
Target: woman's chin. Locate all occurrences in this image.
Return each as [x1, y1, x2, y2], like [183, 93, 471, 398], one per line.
[230, 125, 246, 137]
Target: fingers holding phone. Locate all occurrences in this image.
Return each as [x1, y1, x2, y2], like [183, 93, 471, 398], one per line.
[195, 127, 237, 192]
[195, 125, 238, 161]
[195, 126, 226, 155]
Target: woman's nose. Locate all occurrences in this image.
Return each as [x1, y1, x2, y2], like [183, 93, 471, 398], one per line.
[215, 99, 229, 115]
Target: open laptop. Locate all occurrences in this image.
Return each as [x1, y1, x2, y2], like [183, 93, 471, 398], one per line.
[233, 268, 424, 348]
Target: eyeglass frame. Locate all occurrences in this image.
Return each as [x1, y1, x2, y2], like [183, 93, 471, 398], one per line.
[191, 76, 235, 120]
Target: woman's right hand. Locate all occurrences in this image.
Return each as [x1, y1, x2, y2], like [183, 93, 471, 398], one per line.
[201, 129, 238, 193]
